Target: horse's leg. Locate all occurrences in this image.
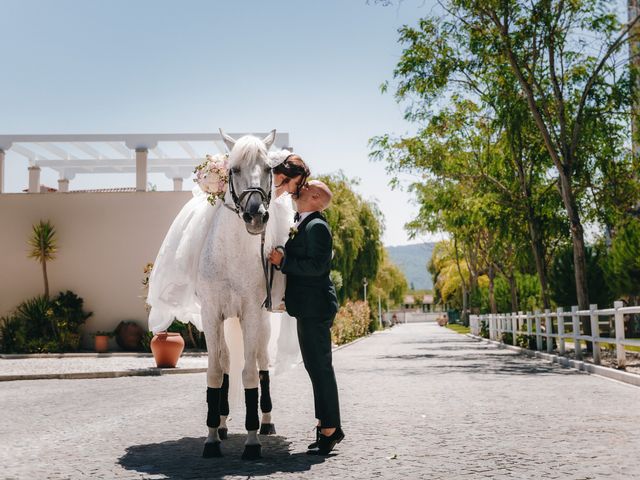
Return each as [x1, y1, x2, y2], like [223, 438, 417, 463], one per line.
[240, 310, 262, 460]
[218, 325, 231, 440]
[203, 318, 224, 458]
[257, 314, 276, 435]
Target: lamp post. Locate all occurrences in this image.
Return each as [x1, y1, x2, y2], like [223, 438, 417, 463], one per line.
[363, 277, 368, 302]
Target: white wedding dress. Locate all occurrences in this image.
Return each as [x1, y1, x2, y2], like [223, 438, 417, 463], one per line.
[147, 152, 301, 377]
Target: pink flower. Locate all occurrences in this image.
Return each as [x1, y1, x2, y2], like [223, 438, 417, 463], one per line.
[194, 154, 229, 205]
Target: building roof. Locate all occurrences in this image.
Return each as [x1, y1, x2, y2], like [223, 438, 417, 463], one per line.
[21, 184, 57, 193]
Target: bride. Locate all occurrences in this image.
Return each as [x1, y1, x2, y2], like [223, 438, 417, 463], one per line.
[147, 148, 310, 375]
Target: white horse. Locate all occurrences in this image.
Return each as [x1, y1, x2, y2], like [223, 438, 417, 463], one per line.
[197, 130, 282, 460]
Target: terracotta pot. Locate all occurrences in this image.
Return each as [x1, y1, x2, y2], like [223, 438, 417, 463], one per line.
[115, 321, 145, 351]
[94, 335, 109, 353]
[151, 332, 185, 368]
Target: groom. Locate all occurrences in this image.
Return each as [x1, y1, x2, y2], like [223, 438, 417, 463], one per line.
[268, 180, 345, 455]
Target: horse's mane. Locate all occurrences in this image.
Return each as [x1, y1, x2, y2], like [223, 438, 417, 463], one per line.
[229, 136, 268, 167]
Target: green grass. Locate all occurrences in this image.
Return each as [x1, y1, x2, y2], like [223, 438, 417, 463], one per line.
[598, 340, 640, 353]
[548, 338, 640, 353]
[445, 323, 470, 335]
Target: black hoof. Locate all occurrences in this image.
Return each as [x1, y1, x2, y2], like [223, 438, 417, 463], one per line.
[259, 423, 276, 435]
[202, 442, 223, 458]
[218, 428, 228, 440]
[241, 444, 262, 460]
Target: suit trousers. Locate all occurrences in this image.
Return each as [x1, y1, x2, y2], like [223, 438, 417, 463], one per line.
[296, 314, 341, 428]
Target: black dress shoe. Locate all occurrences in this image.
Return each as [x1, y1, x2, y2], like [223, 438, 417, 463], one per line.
[307, 426, 321, 450]
[316, 427, 345, 455]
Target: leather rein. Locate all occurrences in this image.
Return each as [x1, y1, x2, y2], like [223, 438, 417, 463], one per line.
[222, 167, 279, 311]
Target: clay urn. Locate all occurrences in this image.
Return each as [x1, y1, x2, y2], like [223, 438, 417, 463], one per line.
[115, 321, 145, 351]
[151, 332, 185, 368]
[94, 334, 109, 353]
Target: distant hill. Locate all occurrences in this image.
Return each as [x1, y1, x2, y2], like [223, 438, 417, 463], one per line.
[386, 242, 436, 291]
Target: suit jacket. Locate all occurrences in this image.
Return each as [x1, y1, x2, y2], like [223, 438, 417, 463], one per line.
[282, 211, 339, 318]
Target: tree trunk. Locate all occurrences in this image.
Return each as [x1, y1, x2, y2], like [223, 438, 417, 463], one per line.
[558, 170, 592, 335]
[454, 236, 469, 326]
[508, 272, 518, 312]
[461, 283, 469, 327]
[488, 263, 498, 314]
[464, 241, 480, 314]
[511, 138, 551, 310]
[187, 323, 198, 349]
[42, 259, 49, 298]
[630, 0, 640, 161]
[527, 211, 551, 309]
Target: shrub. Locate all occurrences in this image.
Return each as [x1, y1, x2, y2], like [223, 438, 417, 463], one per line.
[0, 315, 26, 353]
[141, 320, 206, 352]
[331, 300, 371, 345]
[479, 320, 490, 339]
[0, 291, 92, 353]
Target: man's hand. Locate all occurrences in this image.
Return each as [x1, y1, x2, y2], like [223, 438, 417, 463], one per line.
[268, 249, 284, 267]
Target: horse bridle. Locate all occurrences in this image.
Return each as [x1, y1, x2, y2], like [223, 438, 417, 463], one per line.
[222, 167, 273, 218]
[222, 166, 279, 310]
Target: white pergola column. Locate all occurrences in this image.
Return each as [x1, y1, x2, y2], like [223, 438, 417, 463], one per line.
[58, 178, 69, 192]
[0, 149, 4, 194]
[28, 166, 41, 193]
[172, 177, 183, 191]
[135, 148, 148, 192]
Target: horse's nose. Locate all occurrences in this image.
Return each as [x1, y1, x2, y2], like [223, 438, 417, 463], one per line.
[242, 211, 269, 224]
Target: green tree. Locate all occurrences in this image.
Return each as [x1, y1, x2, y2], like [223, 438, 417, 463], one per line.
[319, 173, 387, 304]
[27, 220, 57, 298]
[371, 251, 408, 310]
[548, 244, 614, 308]
[372, 0, 640, 328]
[606, 218, 640, 302]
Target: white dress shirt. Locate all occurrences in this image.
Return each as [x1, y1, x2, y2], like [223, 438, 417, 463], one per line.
[295, 211, 314, 228]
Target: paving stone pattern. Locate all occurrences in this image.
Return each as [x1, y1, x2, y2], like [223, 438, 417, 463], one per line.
[0, 355, 208, 377]
[1, 323, 639, 479]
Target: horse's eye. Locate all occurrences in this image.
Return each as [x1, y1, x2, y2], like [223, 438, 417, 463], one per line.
[231, 167, 241, 174]
[264, 166, 272, 173]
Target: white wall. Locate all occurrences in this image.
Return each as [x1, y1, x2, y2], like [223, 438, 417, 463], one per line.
[0, 191, 191, 347]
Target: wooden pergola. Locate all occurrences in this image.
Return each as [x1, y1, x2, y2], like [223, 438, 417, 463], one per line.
[0, 132, 291, 193]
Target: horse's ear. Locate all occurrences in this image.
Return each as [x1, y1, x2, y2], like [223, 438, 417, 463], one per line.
[262, 129, 276, 149]
[219, 129, 236, 152]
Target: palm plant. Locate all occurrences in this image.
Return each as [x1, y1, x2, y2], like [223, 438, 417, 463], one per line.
[27, 220, 57, 298]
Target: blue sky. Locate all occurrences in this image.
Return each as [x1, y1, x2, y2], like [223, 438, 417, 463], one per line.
[0, 0, 445, 246]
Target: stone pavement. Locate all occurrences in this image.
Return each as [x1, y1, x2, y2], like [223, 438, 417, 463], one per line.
[0, 353, 208, 381]
[1, 323, 639, 480]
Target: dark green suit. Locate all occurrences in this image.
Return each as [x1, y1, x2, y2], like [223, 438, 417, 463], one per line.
[282, 211, 341, 428]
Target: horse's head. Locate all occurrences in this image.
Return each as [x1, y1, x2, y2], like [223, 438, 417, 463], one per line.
[220, 129, 276, 235]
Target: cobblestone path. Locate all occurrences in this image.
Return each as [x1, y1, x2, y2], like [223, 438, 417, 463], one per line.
[2, 323, 639, 479]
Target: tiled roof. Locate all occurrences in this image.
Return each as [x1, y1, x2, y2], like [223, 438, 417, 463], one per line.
[69, 187, 137, 193]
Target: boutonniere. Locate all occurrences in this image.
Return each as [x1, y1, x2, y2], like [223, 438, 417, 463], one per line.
[289, 226, 298, 239]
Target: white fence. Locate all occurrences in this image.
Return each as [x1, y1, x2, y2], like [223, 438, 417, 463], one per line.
[384, 311, 441, 324]
[469, 301, 640, 368]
